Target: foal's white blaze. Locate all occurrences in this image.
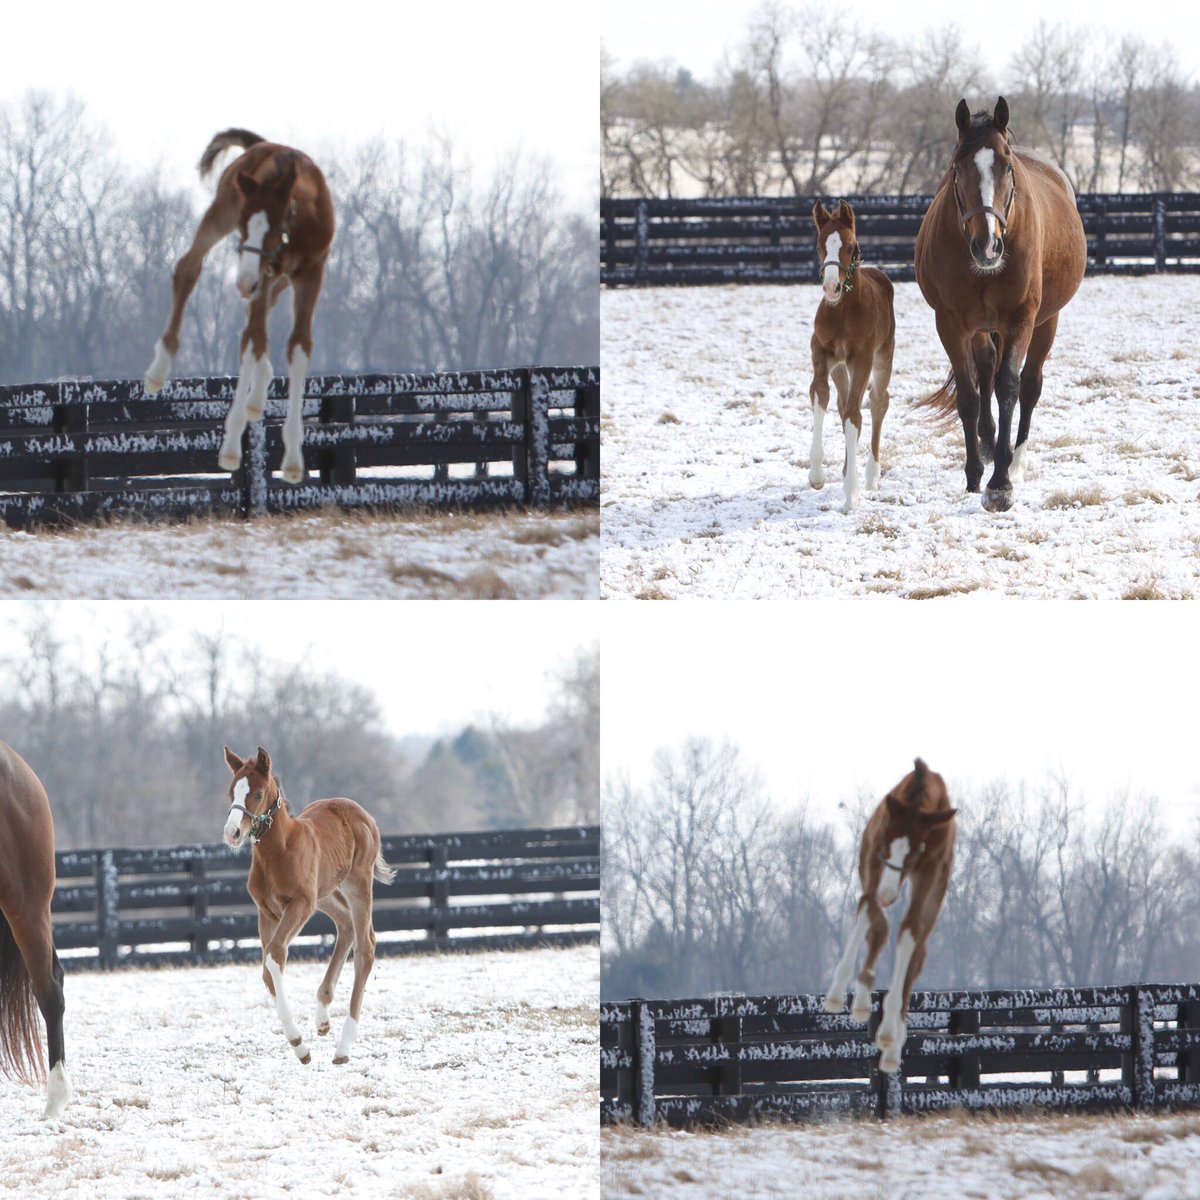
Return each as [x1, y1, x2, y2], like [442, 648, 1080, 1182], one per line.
[809, 398, 827, 488]
[237, 211, 270, 296]
[825, 905, 868, 1011]
[224, 776, 250, 845]
[877, 836, 909, 906]
[821, 230, 843, 302]
[42, 1061, 74, 1120]
[841, 418, 859, 514]
[974, 147, 1000, 249]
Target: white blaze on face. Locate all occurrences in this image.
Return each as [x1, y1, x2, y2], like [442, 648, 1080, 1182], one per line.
[974, 147, 998, 245]
[224, 776, 250, 844]
[821, 230, 843, 300]
[877, 835, 910, 905]
[237, 211, 270, 295]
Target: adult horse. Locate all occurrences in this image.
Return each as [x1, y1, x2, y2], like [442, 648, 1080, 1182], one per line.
[823, 758, 956, 1075]
[914, 98, 1086, 511]
[144, 130, 336, 483]
[0, 742, 72, 1118]
[222, 747, 394, 1065]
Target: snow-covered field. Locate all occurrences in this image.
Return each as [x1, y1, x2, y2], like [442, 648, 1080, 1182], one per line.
[0, 508, 598, 599]
[0, 945, 599, 1200]
[602, 277, 1200, 598]
[603, 1110, 1200, 1199]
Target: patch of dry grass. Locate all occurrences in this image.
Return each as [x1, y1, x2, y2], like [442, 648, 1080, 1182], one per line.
[657, 410, 681, 425]
[403, 1171, 494, 1200]
[1122, 580, 1168, 600]
[1123, 487, 1168, 505]
[1043, 485, 1107, 509]
[635, 585, 672, 600]
[905, 581, 982, 599]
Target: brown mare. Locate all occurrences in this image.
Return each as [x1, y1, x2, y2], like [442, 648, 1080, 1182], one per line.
[223, 747, 395, 1064]
[823, 759, 956, 1074]
[809, 201, 895, 514]
[145, 130, 336, 483]
[915, 97, 1086, 511]
[0, 742, 72, 1117]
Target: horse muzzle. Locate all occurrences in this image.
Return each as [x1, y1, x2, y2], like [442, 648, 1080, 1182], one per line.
[969, 234, 1005, 272]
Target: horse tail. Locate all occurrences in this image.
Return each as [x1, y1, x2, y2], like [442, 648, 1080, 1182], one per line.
[198, 129, 268, 179]
[0, 910, 44, 1085]
[373, 852, 397, 886]
[913, 368, 962, 428]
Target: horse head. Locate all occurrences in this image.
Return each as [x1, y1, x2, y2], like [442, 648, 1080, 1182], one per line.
[235, 157, 299, 299]
[812, 199, 861, 305]
[951, 97, 1016, 274]
[222, 745, 282, 848]
[876, 757, 956, 904]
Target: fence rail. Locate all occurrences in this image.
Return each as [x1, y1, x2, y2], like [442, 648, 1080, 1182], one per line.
[601, 985, 1200, 1127]
[600, 193, 1200, 286]
[52, 824, 599, 970]
[0, 366, 599, 528]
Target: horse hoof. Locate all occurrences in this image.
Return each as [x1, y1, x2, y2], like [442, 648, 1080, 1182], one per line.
[823, 995, 845, 1014]
[281, 462, 304, 485]
[879, 1052, 901, 1074]
[144, 375, 165, 395]
[218, 452, 242, 473]
[300, 1053, 311, 1065]
[333, 1055, 349, 1066]
[850, 1005, 871, 1024]
[809, 470, 825, 490]
[983, 487, 1014, 513]
[841, 495, 857, 516]
[289, 1036, 302, 1047]
[317, 1022, 330, 1036]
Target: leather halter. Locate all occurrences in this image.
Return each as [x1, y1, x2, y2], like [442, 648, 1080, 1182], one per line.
[953, 161, 1016, 241]
[229, 779, 282, 845]
[881, 858, 906, 874]
[818, 242, 861, 293]
[238, 200, 298, 277]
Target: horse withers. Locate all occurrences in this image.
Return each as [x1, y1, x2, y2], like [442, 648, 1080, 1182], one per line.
[914, 97, 1086, 511]
[222, 747, 394, 1065]
[823, 758, 956, 1074]
[144, 130, 336, 483]
[808, 200, 895, 515]
[0, 742, 72, 1118]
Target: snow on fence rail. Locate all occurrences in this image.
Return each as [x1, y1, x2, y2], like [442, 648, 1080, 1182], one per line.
[600, 193, 1200, 286]
[601, 985, 1200, 1127]
[0, 366, 600, 528]
[52, 824, 599, 969]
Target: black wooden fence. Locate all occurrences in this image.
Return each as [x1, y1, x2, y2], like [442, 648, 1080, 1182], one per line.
[52, 824, 598, 970]
[601, 193, 1200, 286]
[601, 985, 1200, 1127]
[0, 366, 599, 528]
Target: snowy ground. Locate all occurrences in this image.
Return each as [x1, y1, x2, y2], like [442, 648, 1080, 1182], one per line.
[0, 945, 599, 1200]
[0, 508, 598, 599]
[603, 1109, 1200, 1199]
[602, 276, 1200, 598]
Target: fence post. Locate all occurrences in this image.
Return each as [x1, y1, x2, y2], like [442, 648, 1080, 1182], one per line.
[525, 370, 550, 508]
[95, 850, 119, 970]
[1126, 985, 1157, 1111]
[190, 855, 209, 960]
[319, 394, 356, 486]
[714, 1013, 742, 1098]
[632, 999, 657, 1127]
[429, 843, 450, 944]
[1154, 197, 1167, 272]
[577, 376, 600, 490]
[53, 385, 89, 495]
[948, 1008, 981, 1091]
[635, 200, 649, 285]
[246, 420, 268, 517]
[1181, 1000, 1200, 1085]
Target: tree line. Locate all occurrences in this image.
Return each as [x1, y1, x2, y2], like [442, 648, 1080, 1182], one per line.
[602, 5, 1200, 198]
[0, 610, 598, 848]
[603, 738, 1197, 1001]
[0, 92, 598, 386]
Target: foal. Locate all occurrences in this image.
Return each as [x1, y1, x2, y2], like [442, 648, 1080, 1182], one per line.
[145, 130, 336, 483]
[823, 759, 956, 1074]
[223, 747, 394, 1065]
[808, 200, 896, 514]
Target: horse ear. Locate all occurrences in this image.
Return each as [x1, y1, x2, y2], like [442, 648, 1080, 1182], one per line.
[255, 747, 272, 776]
[836, 200, 855, 230]
[922, 808, 957, 827]
[994, 96, 1010, 137]
[885, 793, 906, 818]
[955, 99, 970, 133]
[812, 201, 831, 228]
[224, 747, 244, 773]
[237, 171, 258, 198]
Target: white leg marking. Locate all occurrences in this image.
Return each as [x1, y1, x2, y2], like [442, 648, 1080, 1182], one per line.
[265, 955, 309, 1062]
[852, 977, 873, 1021]
[877, 837, 909, 907]
[1011, 442, 1028, 485]
[281, 348, 308, 484]
[42, 1061, 74, 1120]
[824, 906, 868, 1012]
[841, 418, 860, 514]
[237, 211, 269, 296]
[219, 348, 258, 471]
[315, 999, 331, 1034]
[809, 400, 827, 489]
[865, 455, 880, 491]
[144, 339, 172, 393]
[245, 352, 272, 423]
[877, 928, 916, 1072]
[333, 1016, 358, 1063]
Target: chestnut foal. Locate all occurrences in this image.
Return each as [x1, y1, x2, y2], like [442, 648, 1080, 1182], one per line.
[809, 200, 896, 514]
[145, 130, 335, 483]
[223, 747, 394, 1065]
[824, 759, 956, 1074]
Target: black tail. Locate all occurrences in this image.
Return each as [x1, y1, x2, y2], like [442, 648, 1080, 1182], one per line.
[198, 129, 268, 179]
[0, 910, 43, 1085]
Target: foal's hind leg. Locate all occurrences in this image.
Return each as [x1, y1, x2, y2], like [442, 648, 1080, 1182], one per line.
[145, 200, 236, 393]
[1012, 315, 1058, 487]
[315, 891, 355, 1037]
[865, 345, 892, 492]
[334, 878, 378, 1064]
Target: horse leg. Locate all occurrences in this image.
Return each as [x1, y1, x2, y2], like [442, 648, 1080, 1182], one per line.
[984, 321, 1035, 513]
[823, 901, 868, 1013]
[935, 314, 985, 494]
[314, 891, 354, 1037]
[262, 897, 316, 1063]
[219, 288, 273, 472]
[839, 360, 870, 514]
[808, 339, 833, 490]
[333, 880, 377, 1064]
[971, 332, 998, 461]
[246, 277, 292, 422]
[145, 200, 236, 393]
[1012, 315, 1059, 486]
[281, 263, 325, 484]
[877, 915, 924, 1074]
[865, 341, 892, 492]
[852, 899, 889, 1023]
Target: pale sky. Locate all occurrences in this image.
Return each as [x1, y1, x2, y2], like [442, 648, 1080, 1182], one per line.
[602, 0, 1200, 82]
[602, 601, 1200, 834]
[3, 1, 597, 210]
[0, 601, 594, 738]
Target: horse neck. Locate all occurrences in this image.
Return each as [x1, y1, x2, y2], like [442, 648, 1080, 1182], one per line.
[251, 791, 294, 857]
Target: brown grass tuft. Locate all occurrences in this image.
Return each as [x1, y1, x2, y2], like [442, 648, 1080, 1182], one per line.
[905, 581, 982, 599]
[1122, 580, 1168, 600]
[1043, 485, 1106, 510]
[635, 585, 672, 600]
[657, 410, 681, 425]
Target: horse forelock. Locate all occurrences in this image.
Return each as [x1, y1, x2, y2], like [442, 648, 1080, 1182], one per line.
[955, 114, 1009, 160]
